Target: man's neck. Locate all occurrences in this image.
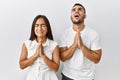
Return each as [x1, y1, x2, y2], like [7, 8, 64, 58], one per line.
[73, 23, 85, 32]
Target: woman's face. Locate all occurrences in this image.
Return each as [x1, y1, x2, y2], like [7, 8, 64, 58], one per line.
[34, 18, 47, 38]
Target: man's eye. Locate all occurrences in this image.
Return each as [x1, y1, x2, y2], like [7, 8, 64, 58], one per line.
[78, 8, 82, 11]
[72, 9, 75, 11]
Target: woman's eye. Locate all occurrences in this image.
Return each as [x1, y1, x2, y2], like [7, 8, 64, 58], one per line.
[35, 24, 39, 27]
[42, 25, 46, 27]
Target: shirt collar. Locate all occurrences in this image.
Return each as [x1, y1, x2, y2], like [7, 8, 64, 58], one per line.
[71, 26, 86, 34]
[33, 38, 49, 47]
[42, 38, 49, 47]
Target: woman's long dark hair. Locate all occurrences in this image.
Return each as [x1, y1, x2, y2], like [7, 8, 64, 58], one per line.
[29, 15, 53, 40]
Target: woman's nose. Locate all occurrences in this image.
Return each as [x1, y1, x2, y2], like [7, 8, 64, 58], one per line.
[37, 24, 42, 29]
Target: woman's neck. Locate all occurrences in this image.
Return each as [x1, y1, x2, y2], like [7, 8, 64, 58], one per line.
[36, 37, 47, 43]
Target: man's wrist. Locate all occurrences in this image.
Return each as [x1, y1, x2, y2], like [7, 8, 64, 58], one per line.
[79, 44, 84, 50]
[41, 54, 46, 59]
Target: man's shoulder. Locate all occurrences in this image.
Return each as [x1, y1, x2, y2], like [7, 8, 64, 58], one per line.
[85, 27, 98, 34]
[64, 27, 71, 31]
[63, 27, 73, 34]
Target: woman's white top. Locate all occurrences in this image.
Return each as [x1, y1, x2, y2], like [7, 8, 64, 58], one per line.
[24, 38, 58, 80]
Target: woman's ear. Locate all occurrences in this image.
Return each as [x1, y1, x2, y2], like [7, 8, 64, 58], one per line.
[84, 14, 87, 19]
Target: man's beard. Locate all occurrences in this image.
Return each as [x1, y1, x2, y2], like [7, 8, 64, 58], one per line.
[73, 20, 83, 24]
[71, 16, 85, 25]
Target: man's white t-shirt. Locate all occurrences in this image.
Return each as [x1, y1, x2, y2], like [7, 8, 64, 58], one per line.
[60, 26, 101, 80]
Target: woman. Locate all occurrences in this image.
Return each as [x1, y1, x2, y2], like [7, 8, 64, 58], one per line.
[19, 15, 60, 80]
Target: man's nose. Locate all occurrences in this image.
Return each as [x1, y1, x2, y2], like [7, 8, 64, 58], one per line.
[75, 9, 79, 12]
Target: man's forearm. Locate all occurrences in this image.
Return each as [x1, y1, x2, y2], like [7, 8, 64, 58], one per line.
[61, 44, 77, 61]
[80, 45, 102, 64]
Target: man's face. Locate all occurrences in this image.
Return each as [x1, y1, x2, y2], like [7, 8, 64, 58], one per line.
[71, 5, 86, 24]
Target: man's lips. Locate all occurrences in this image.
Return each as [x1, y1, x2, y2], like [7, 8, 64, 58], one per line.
[74, 13, 80, 18]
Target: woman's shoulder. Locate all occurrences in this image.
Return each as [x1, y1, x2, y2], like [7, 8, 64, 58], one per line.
[48, 39, 58, 45]
[24, 39, 31, 43]
[24, 40, 32, 45]
[48, 39, 58, 51]
[23, 39, 36, 49]
[48, 39, 58, 48]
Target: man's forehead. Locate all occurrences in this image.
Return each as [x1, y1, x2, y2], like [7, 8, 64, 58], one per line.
[72, 5, 83, 9]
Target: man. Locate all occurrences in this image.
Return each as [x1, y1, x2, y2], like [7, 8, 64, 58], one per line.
[60, 3, 102, 80]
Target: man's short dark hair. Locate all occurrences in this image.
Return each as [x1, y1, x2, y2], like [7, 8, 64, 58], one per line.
[73, 3, 86, 13]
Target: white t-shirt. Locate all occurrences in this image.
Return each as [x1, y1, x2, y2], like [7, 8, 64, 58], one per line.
[24, 38, 58, 80]
[60, 26, 101, 80]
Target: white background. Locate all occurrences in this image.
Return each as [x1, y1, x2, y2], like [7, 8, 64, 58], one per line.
[0, 0, 120, 80]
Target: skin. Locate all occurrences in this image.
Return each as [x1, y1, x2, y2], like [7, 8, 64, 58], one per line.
[60, 5, 102, 64]
[19, 18, 60, 72]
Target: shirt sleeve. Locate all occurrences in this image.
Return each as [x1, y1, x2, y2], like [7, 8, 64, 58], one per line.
[24, 40, 29, 49]
[24, 40, 33, 50]
[91, 32, 102, 50]
[59, 31, 68, 47]
[51, 41, 58, 51]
